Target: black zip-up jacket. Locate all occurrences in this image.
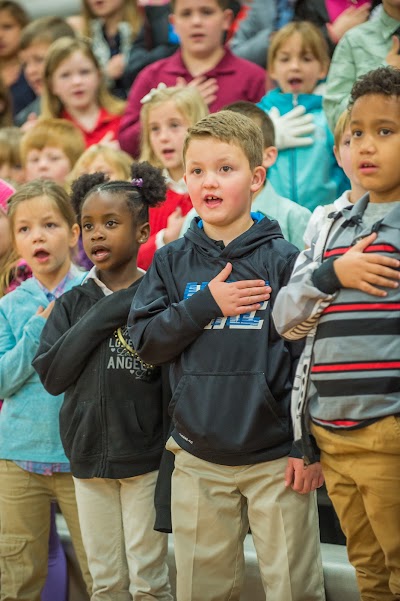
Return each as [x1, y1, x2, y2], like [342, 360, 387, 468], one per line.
[129, 215, 303, 466]
[33, 278, 170, 480]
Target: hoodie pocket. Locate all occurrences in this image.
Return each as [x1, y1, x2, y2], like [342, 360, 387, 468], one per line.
[172, 372, 289, 454]
[60, 401, 102, 459]
[106, 396, 163, 457]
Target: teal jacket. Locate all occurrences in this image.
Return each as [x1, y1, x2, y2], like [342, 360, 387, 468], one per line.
[252, 180, 311, 250]
[0, 275, 84, 463]
[258, 88, 348, 212]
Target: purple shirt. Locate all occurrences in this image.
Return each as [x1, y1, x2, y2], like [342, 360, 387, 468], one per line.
[118, 48, 266, 157]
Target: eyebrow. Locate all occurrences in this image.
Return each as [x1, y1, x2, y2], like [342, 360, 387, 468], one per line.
[81, 212, 120, 219]
[15, 213, 58, 223]
[351, 118, 398, 126]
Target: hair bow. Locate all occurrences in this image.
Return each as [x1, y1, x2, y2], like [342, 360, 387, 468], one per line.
[140, 82, 167, 104]
[131, 178, 143, 188]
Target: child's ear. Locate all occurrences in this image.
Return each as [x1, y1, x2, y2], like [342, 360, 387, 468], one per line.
[69, 223, 80, 248]
[222, 9, 234, 32]
[262, 145, 278, 170]
[333, 145, 342, 168]
[137, 222, 150, 245]
[319, 62, 329, 81]
[250, 166, 266, 194]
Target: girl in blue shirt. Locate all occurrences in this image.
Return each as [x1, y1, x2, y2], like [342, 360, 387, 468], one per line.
[0, 179, 92, 600]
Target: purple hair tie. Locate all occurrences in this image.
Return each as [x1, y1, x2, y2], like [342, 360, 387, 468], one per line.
[132, 178, 143, 188]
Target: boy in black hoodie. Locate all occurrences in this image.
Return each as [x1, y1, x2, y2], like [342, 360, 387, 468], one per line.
[129, 111, 325, 601]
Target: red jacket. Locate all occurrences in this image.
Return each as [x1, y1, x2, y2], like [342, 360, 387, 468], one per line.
[138, 188, 192, 270]
[62, 107, 122, 148]
[118, 49, 266, 157]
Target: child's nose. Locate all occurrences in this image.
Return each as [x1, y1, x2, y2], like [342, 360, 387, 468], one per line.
[203, 172, 218, 187]
[289, 58, 301, 69]
[91, 226, 105, 239]
[359, 134, 376, 153]
[32, 226, 45, 241]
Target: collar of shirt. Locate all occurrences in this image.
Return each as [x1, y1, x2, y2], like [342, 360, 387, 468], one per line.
[84, 265, 113, 296]
[162, 168, 187, 194]
[379, 6, 400, 40]
[61, 107, 115, 132]
[83, 266, 146, 296]
[33, 264, 82, 301]
[164, 47, 235, 78]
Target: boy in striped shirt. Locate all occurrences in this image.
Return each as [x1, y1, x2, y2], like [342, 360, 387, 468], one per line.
[273, 66, 400, 601]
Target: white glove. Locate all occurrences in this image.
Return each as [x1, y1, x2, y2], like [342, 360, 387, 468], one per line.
[268, 105, 315, 150]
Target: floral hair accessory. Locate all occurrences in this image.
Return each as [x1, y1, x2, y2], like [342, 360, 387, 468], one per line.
[132, 177, 143, 188]
[140, 82, 167, 104]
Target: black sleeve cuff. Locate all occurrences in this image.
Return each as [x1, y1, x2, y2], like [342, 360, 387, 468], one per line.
[312, 257, 341, 294]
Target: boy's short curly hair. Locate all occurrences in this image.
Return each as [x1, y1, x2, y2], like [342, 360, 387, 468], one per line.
[349, 67, 400, 111]
[183, 110, 264, 171]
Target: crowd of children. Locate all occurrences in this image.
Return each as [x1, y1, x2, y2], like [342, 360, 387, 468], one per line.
[0, 0, 400, 600]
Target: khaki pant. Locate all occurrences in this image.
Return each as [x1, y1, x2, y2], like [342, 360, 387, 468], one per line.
[312, 416, 400, 601]
[0, 459, 92, 601]
[166, 437, 325, 601]
[73, 471, 173, 601]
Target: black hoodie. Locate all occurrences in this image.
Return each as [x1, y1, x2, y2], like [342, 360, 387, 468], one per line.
[129, 215, 303, 466]
[33, 277, 170, 480]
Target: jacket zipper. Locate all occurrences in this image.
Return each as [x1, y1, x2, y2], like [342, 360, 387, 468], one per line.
[98, 343, 108, 478]
[291, 94, 299, 204]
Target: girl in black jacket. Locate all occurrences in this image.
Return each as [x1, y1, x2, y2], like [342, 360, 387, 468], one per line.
[33, 163, 173, 601]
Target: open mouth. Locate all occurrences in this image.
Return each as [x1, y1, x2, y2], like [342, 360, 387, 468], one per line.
[359, 162, 377, 173]
[91, 246, 111, 261]
[204, 195, 222, 207]
[288, 77, 303, 87]
[33, 249, 50, 262]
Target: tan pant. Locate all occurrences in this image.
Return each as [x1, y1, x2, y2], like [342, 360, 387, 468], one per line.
[0, 459, 91, 601]
[73, 471, 173, 601]
[166, 437, 325, 601]
[312, 416, 400, 601]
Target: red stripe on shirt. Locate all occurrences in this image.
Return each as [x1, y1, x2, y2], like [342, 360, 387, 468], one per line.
[323, 302, 400, 314]
[312, 360, 400, 373]
[324, 243, 398, 258]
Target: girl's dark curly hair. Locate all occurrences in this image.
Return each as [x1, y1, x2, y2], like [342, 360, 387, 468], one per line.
[70, 161, 167, 224]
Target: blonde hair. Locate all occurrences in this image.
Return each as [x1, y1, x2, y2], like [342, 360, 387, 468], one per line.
[20, 16, 76, 50]
[67, 144, 134, 188]
[8, 180, 77, 242]
[268, 21, 330, 73]
[20, 118, 86, 168]
[41, 37, 126, 118]
[183, 110, 263, 171]
[140, 85, 208, 168]
[0, 248, 20, 297]
[0, 127, 23, 168]
[333, 110, 351, 149]
[80, 0, 143, 40]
